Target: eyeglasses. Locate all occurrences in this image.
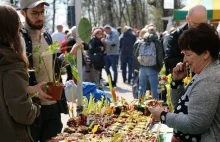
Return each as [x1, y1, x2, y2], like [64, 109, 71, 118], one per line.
[29, 10, 46, 19]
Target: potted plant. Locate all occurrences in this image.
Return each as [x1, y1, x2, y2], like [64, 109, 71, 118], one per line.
[33, 42, 80, 100]
[32, 17, 92, 101]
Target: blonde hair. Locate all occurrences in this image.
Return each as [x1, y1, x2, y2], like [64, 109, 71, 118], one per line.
[139, 28, 148, 38]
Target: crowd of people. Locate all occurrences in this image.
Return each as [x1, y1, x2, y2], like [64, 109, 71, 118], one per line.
[0, 0, 220, 141]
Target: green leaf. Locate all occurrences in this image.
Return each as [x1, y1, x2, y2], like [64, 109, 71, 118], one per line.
[65, 53, 81, 81]
[33, 46, 41, 53]
[71, 67, 80, 81]
[42, 41, 60, 56]
[83, 96, 88, 108]
[78, 17, 92, 44]
[87, 94, 93, 114]
[65, 53, 76, 65]
[36, 66, 41, 75]
[38, 55, 42, 64]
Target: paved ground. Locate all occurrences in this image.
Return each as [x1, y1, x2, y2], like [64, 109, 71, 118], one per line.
[61, 68, 134, 130]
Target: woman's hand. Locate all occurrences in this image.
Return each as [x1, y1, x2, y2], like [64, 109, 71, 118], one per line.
[101, 38, 106, 43]
[28, 82, 52, 101]
[100, 47, 104, 51]
[148, 107, 165, 121]
[172, 62, 187, 81]
[70, 42, 84, 56]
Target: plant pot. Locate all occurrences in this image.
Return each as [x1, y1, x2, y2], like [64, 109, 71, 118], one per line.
[46, 83, 64, 100]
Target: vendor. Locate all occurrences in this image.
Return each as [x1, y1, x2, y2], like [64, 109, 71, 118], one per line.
[149, 23, 220, 142]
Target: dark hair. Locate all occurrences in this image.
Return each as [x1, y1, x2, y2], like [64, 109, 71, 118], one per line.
[23, 8, 28, 12]
[0, 4, 28, 69]
[64, 30, 69, 35]
[117, 27, 121, 35]
[179, 23, 220, 60]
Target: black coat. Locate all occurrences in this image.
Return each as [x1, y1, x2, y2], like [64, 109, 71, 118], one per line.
[88, 37, 105, 70]
[164, 24, 188, 75]
[119, 29, 136, 56]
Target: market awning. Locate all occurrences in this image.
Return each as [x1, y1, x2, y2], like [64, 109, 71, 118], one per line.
[174, 0, 220, 20]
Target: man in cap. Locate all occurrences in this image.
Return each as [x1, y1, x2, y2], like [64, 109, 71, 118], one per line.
[20, 0, 67, 141]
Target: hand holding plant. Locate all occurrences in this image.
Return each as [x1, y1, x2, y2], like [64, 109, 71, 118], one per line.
[70, 42, 84, 56]
[28, 81, 52, 101]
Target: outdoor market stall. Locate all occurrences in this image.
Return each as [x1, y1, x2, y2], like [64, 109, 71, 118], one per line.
[49, 97, 173, 142]
[174, 0, 220, 20]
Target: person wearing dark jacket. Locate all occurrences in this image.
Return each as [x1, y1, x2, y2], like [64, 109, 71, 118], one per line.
[119, 26, 137, 84]
[88, 29, 105, 88]
[89, 29, 105, 70]
[164, 4, 207, 75]
[0, 4, 40, 142]
[164, 24, 187, 75]
[60, 26, 89, 82]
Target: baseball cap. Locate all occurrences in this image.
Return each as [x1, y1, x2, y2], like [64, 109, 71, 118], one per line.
[104, 24, 111, 29]
[20, 0, 49, 9]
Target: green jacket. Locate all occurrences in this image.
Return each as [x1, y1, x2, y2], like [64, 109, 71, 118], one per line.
[0, 47, 40, 142]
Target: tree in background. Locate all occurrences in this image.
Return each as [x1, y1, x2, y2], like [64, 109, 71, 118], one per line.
[4, 0, 188, 32]
[81, 0, 150, 29]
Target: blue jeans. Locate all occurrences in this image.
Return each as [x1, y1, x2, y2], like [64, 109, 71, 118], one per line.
[104, 55, 119, 84]
[138, 67, 159, 99]
[120, 55, 133, 82]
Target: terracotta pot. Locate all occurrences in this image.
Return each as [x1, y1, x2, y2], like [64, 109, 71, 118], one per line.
[46, 83, 64, 100]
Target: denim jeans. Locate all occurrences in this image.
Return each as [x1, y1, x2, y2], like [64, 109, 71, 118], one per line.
[120, 55, 133, 82]
[104, 55, 119, 84]
[138, 66, 159, 99]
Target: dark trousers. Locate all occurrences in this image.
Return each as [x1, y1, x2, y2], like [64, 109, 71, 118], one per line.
[30, 103, 63, 142]
[120, 55, 133, 82]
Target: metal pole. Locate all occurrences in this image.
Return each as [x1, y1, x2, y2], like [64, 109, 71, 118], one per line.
[75, 0, 83, 115]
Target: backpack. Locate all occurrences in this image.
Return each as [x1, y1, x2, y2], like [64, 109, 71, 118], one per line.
[138, 41, 156, 66]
